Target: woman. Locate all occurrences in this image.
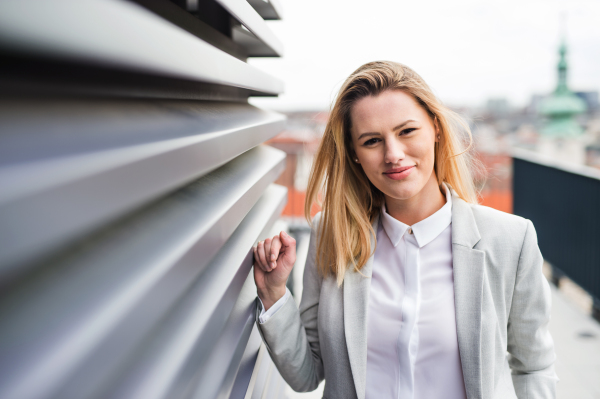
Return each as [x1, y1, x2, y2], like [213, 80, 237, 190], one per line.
[252, 61, 557, 399]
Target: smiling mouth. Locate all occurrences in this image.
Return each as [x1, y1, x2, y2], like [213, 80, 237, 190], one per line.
[382, 165, 415, 181]
[383, 166, 415, 174]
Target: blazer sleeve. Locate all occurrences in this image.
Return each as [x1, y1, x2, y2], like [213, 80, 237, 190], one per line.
[507, 219, 559, 398]
[255, 214, 325, 392]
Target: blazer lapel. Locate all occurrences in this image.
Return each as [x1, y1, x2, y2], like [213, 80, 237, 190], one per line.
[343, 214, 378, 399]
[451, 192, 485, 399]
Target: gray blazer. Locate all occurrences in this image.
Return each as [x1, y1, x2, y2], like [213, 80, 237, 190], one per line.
[256, 191, 558, 399]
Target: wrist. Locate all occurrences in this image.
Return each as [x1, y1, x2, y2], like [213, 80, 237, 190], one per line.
[258, 286, 287, 311]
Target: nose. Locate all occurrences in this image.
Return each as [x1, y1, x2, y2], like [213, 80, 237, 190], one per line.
[384, 139, 405, 164]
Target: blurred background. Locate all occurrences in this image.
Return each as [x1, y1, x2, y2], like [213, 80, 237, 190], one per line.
[254, 1, 600, 397]
[1, 0, 599, 398]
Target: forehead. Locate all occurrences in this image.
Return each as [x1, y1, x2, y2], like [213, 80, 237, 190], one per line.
[350, 90, 427, 134]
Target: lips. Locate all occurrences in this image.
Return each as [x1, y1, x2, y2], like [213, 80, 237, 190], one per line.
[383, 165, 415, 180]
[383, 166, 415, 174]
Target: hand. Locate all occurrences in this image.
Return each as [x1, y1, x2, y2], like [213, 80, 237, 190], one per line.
[253, 231, 296, 310]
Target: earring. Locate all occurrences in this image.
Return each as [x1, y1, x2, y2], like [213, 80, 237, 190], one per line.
[437, 135, 441, 140]
[355, 158, 359, 163]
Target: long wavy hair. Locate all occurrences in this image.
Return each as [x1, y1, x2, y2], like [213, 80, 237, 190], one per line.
[305, 61, 481, 286]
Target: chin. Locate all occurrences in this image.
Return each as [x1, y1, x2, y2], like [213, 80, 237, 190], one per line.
[380, 182, 421, 201]
[385, 190, 417, 201]
[382, 187, 419, 200]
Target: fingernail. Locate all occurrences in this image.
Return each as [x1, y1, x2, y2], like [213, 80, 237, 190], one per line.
[271, 254, 276, 261]
[271, 262, 276, 268]
[282, 231, 288, 237]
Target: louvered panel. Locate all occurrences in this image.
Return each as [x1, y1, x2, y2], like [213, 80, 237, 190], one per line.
[214, 0, 283, 57]
[247, 0, 283, 21]
[184, 271, 260, 399]
[94, 185, 288, 399]
[0, 100, 285, 275]
[257, 361, 286, 399]
[245, 345, 272, 399]
[132, 0, 249, 61]
[264, 370, 286, 399]
[228, 328, 263, 399]
[0, 0, 283, 95]
[232, 26, 276, 59]
[181, 189, 288, 399]
[0, 0, 292, 397]
[0, 147, 285, 399]
[249, 354, 279, 399]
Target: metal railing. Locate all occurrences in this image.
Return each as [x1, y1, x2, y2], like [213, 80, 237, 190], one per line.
[0, 0, 290, 398]
[512, 148, 600, 319]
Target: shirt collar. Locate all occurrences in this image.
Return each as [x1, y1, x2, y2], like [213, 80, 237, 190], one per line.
[380, 183, 453, 248]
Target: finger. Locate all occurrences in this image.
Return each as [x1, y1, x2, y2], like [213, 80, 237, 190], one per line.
[257, 240, 270, 271]
[279, 231, 297, 263]
[263, 238, 273, 271]
[263, 237, 272, 270]
[258, 241, 270, 271]
[270, 235, 282, 268]
[252, 243, 265, 271]
[253, 246, 267, 272]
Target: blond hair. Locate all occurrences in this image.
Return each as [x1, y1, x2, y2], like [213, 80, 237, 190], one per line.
[305, 61, 481, 286]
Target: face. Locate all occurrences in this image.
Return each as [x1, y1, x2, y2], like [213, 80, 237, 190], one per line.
[350, 89, 439, 203]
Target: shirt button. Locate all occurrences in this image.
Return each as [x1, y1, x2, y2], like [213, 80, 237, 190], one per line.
[408, 228, 413, 235]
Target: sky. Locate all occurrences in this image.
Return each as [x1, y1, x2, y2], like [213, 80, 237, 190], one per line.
[248, 0, 600, 111]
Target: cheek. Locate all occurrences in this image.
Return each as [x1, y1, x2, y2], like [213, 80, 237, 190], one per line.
[413, 139, 436, 166]
[356, 149, 382, 175]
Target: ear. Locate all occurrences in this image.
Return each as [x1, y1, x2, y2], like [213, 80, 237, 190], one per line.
[348, 141, 359, 164]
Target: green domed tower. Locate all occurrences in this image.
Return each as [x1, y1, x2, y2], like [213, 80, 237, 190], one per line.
[539, 39, 587, 137]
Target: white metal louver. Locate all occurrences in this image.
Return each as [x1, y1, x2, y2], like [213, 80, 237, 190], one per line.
[0, 0, 292, 398]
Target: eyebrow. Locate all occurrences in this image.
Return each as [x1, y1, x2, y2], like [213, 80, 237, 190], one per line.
[357, 119, 417, 141]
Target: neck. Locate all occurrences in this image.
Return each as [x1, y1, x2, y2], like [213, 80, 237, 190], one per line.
[384, 173, 446, 226]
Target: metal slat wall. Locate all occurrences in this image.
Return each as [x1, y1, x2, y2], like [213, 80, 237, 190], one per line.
[0, 0, 289, 398]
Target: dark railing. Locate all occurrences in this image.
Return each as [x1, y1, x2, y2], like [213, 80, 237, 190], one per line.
[512, 148, 600, 319]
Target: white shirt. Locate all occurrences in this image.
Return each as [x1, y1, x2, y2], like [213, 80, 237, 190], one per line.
[366, 183, 466, 399]
[259, 184, 466, 398]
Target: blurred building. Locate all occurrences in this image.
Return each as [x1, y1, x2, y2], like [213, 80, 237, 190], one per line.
[267, 111, 327, 221]
[473, 124, 513, 213]
[485, 98, 511, 118]
[538, 38, 588, 164]
[575, 91, 600, 113]
[509, 27, 600, 328]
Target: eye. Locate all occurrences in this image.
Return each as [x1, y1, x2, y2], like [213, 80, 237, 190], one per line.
[400, 128, 416, 135]
[363, 138, 381, 146]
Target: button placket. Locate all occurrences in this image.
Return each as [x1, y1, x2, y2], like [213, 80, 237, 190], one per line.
[397, 232, 420, 399]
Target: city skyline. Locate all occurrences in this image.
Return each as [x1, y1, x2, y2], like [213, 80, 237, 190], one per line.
[249, 0, 600, 111]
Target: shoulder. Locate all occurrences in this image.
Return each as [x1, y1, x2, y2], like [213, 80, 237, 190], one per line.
[311, 211, 323, 228]
[307, 211, 323, 252]
[309, 211, 324, 239]
[304, 212, 325, 283]
[469, 202, 529, 230]
[467, 202, 532, 249]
